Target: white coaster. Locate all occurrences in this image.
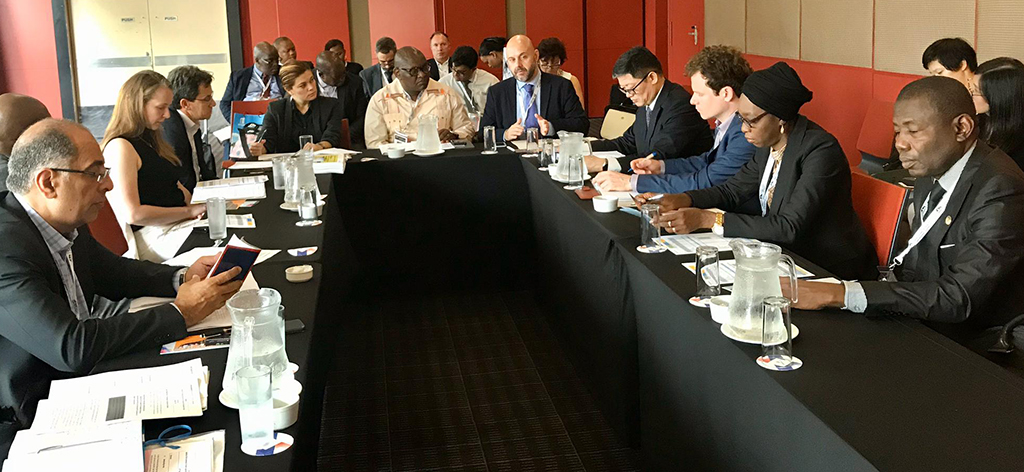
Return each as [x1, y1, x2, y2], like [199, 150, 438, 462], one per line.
[241, 432, 294, 456]
[756, 354, 803, 371]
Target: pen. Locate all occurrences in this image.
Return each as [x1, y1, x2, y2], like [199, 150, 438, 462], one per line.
[627, 151, 658, 175]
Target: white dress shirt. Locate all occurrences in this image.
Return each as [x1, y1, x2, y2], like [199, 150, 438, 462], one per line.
[177, 110, 203, 184]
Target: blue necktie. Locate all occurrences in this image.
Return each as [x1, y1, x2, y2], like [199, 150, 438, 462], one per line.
[522, 83, 538, 129]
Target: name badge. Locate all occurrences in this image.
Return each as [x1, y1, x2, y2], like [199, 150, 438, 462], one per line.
[394, 131, 408, 143]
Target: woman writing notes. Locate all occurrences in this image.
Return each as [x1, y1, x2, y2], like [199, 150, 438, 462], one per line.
[249, 62, 344, 156]
[103, 70, 205, 262]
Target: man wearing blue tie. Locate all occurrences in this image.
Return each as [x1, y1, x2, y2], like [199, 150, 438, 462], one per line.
[479, 35, 589, 142]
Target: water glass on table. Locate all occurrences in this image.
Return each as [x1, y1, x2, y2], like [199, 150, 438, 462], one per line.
[482, 126, 498, 154]
[295, 188, 322, 227]
[757, 296, 803, 371]
[236, 364, 274, 449]
[207, 197, 227, 242]
[694, 246, 721, 300]
[525, 127, 540, 154]
[271, 156, 289, 190]
[539, 138, 555, 170]
[298, 134, 314, 154]
[637, 204, 667, 254]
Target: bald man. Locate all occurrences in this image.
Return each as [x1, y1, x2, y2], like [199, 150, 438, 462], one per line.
[364, 46, 474, 149]
[479, 35, 588, 142]
[0, 93, 50, 193]
[219, 41, 283, 120]
[315, 51, 369, 146]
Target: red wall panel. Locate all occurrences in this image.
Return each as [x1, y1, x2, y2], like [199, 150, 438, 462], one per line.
[524, 0, 585, 88]
[440, 0, 506, 62]
[0, 0, 62, 115]
[238, 0, 351, 67]
[645, 0, 669, 75]
[367, 0, 437, 61]
[586, 0, 644, 112]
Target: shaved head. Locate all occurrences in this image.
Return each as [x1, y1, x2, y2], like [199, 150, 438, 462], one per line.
[395, 46, 427, 69]
[505, 35, 539, 82]
[0, 93, 51, 156]
[394, 47, 430, 96]
[254, 41, 280, 76]
[315, 50, 346, 86]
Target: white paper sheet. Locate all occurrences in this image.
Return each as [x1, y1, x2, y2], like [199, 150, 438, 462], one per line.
[1, 434, 142, 472]
[33, 382, 203, 430]
[682, 259, 815, 286]
[191, 182, 266, 203]
[226, 160, 273, 170]
[144, 431, 215, 472]
[657, 233, 748, 256]
[194, 214, 256, 229]
[593, 180, 637, 206]
[8, 420, 142, 457]
[591, 150, 626, 159]
[196, 176, 268, 188]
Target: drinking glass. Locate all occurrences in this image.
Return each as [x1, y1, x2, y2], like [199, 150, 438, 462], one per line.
[207, 197, 227, 242]
[482, 126, 498, 154]
[637, 204, 667, 253]
[525, 127, 540, 153]
[271, 156, 288, 190]
[295, 188, 322, 227]
[298, 134, 314, 153]
[538, 138, 554, 170]
[695, 246, 721, 300]
[563, 155, 585, 190]
[236, 364, 274, 448]
[756, 296, 803, 371]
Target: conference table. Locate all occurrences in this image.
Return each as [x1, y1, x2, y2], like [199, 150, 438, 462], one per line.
[96, 145, 1024, 471]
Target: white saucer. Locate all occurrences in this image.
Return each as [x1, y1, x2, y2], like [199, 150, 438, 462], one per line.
[279, 202, 298, 212]
[720, 323, 800, 345]
[413, 149, 444, 157]
[551, 173, 592, 183]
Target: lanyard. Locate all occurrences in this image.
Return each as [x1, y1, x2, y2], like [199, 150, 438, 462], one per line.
[890, 183, 957, 269]
[517, 83, 539, 121]
[457, 82, 477, 113]
[758, 152, 783, 216]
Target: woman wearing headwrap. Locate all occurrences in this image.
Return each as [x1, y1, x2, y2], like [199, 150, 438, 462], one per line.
[637, 62, 877, 280]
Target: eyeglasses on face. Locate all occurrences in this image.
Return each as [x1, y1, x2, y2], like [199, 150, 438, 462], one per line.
[398, 63, 431, 77]
[740, 111, 770, 128]
[50, 166, 111, 183]
[619, 71, 652, 96]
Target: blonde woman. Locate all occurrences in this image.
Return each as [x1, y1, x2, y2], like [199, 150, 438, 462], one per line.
[102, 70, 205, 261]
[538, 37, 585, 111]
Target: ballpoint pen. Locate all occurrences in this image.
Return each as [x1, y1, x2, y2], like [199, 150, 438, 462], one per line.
[626, 151, 658, 174]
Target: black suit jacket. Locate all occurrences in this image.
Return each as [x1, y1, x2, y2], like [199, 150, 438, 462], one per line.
[861, 142, 1024, 330]
[359, 64, 393, 99]
[686, 115, 877, 280]
[315, 72, 369, 147]
[0, 192, 186, 440]
[162, 110, 217, 192]
[261, 95, 344, 153]
[480, 72, 589, 140]
[426, 58, 449, 81]
[0, 154, 8, 193]
[219, 66, 283, 120]
[591, 80, 713, 169]
[345, 62, 364, 75]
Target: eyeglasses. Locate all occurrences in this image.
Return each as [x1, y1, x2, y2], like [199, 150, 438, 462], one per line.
[740, 111, 770, 128]
[192, 95, 215, 104]
[619, 71, 652, 97]
[51, 167, 110, 183]
[398, 63, 431, 77]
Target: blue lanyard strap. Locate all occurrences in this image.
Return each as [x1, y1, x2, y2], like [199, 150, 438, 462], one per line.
[143, 425, 193, 450]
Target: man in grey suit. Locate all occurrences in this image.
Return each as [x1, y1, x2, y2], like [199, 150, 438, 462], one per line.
[0, 119, 243, 459]
[359, 36, 397, 98]
[794, 76, 1024, 335]
[0, 93, 50, 192]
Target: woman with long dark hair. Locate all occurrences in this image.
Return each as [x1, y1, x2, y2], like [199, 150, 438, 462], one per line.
[972, 57, 1024, 168]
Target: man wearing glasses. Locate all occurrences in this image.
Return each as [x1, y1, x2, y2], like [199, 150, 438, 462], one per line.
[0, 119, 244, 459]
[587, 46, 713, 174]
[218, 42, 282, 120]
[164, 66, 218, 193]
[364, 46, 474, 149]
[360, 37, 398, 99]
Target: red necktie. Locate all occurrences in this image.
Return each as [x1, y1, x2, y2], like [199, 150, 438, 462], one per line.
[260, 74, 272, 99]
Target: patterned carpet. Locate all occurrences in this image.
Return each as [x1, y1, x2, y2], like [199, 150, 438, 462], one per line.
[316, 291, 641, 472]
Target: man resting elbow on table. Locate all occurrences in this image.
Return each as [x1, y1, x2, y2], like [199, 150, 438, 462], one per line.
[593, 46, 757, 194]
[790, 77, 1024, 338]
[0, 120, 244, 459]
[636, 62, 877, 281]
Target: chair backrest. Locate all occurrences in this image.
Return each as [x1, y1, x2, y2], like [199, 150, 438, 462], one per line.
[600, 108, 636, 140]
[230, 99, 274, 118]
[857, 100, 896, 161]
[850, 171, 909, 265]
[88, 200, 129, 256]
[339, 118, 351, 149]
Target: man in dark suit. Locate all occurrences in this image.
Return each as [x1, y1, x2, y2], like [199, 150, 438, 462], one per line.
[479, 35, 588, 142]
[639, 62, 877, 281]
[314, 51, 368, 147]
[0, 119, 242, 459]
[274, 36, 314, 70]
[359, 37, 397, 99]
[593, 45, 753, 192]
[587, 47, 713, 173]
[794, 76, 1024, 334]
[426, 31, 452, 81]
[0, 93, 50, 193]
[324, 38, 364, 75]
[164, 66, 218, 193]
[218, 42, 283, 120]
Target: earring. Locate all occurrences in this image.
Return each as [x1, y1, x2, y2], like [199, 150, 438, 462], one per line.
[779, 122, 786, 134]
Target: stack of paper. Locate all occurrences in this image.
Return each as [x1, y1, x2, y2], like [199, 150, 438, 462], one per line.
[682, 259, 815, 286]
[144, 430, 225, 472]
[191, 176, 268, 203]
[2, 420, 144, 472]
[657, 233, 746, 256]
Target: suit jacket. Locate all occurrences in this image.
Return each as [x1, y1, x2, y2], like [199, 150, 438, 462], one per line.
[686, 115, 878, 280]
[346, 62, 364, 75]
[316, 72, 369, 147]
[162, 110, 217, 192]
[636, 114, 756, 194]
[861, 142, 1024, 330]
[359, 64, 393, 100]
[426, 58, 446, 81]
[0, 192, 187, 436]
[219, 66, 283, 120]
[0, 154, 8, 194]
[261, 95, 344, 153]
[592, 80, 713, 170]
[480, 72, 589, 140]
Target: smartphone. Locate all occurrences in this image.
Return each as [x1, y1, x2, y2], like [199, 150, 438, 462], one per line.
[285, 319, 305, 334]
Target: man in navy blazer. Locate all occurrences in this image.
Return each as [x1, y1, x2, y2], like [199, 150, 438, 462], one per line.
[594, 46, 756, 194]
[218, 42, 283, 120]
[588, 47, 713, 174]
[479, 35, 588, 142]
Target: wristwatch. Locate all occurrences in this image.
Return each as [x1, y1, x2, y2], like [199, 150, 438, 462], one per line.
[711, 212, 725, 236]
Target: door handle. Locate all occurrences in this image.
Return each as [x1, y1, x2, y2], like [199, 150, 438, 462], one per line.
[688, 26, 698, 46]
